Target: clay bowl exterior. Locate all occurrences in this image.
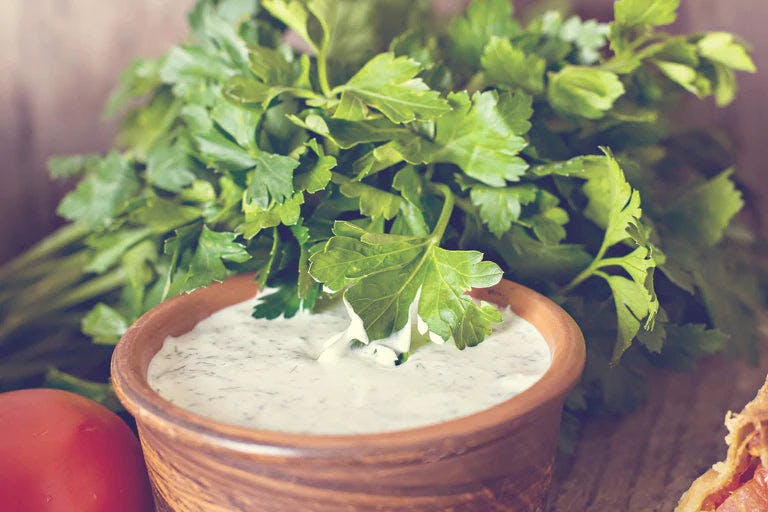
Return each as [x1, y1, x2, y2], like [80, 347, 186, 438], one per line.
[111, 274, 585, 512]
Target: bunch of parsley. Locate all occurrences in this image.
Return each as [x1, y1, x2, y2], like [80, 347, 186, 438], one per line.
[0, 0, 764, 423]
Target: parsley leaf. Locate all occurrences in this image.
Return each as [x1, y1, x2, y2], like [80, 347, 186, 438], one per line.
[559, 152, 659, 361]
[524, 190, 570, 245]
[653, 60, 711, 98]
[81, 303, 129, 345]
[545, 13, 610, 65]
[397, 90, 531, 186]
[547, 67, 625, 119]
[489, 226, 591, 282]
[245, 153, 300, 209]
[253, 282, 303, 319]
[195, 130, 258, 171]
[161, 46, 236, 86]
[651, 323, 727, 370]
[335, 53, 451, 123]
[447, 0, 519, 70]
[614, 0, 679, 29]
[85, 228, 154, 274]
[661, 170, 743, 248]
[261, 0, 317, 51]
[470, 184, 538, 238]
[310, 226, 503, 347]
[238, 193, 305, 239]
[310, 186, 503, 348]
[184, 226, 251, 289]
[332, 174, 403, 220]
[697, 32, 756, 73]
[146, 141, 197, 193]
[57, 152, 139, 229]
[481, 37, 546, 94]
[294, 140, 336, 193]
[48, 154, 101, 179]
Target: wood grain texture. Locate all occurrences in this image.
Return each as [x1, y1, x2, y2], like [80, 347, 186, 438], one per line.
[0, 0, 194, 263]
[111, 276, 584, 512]
[547, 353, 768, 511]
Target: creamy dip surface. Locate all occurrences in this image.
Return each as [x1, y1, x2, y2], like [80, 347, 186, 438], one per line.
[147, 294, 551, 435]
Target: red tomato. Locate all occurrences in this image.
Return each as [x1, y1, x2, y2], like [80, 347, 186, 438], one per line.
[0, 388, 154, 512]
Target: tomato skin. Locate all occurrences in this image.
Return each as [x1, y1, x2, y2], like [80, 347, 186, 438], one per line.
[0, 389, 154, 512]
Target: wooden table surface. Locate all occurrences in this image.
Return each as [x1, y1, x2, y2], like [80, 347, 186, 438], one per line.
[546, 354, 768, 511]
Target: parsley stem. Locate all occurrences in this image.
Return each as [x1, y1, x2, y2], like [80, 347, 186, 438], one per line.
[465, 72, 485, 94]
[258, 227, 280, 288]
[0, 252, 90, 310]
[287, 88, 324, 101]
[1, 318, 84, 366]
[0, 269, 126, 344]
[560, 241, 610, 295]
[55, 269, 127, 310]
[0, 250, 88, 293]
[431, 183, 455, 243]
[0, 351, 83, 385]
[559, 263, 595, 295]
[45, 368, 121, 411]
[424, 163, 434, 181]
[453, 195, 475, 215]
[316, 51, 332, 97]
[0, 222, 88, 282]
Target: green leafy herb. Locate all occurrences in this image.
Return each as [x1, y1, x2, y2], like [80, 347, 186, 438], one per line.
[184, 226, 251, 289]
[470, 184, 538, 238]
[335, 53, 451, 123]
[481, 37, 546, 94]
[81, 304, 129, 345]
[56, 152, 139, 229]
[310, 187, 503, 347]
[614, 0, 679, 29]
[1, 0, 763, 435]
[396, 90, 531, 186]
[447, 0, 519, 70]
[547, 67, 625, 119]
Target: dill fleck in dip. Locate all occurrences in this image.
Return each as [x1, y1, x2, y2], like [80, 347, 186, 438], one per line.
[147, 292, 551, 435]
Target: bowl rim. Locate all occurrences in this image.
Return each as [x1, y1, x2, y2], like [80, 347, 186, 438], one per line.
[111, 274, 585, 455]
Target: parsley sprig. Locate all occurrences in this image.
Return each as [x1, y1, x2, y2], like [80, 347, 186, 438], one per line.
[0, 0, 764, 422]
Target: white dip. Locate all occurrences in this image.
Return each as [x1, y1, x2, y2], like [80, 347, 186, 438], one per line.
[147, 293, 551, 435]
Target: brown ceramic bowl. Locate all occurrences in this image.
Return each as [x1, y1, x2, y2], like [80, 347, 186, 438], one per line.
[111, 274, 585, 512]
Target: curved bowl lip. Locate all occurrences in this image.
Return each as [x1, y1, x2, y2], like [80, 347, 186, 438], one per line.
[112, 274, 585, 455]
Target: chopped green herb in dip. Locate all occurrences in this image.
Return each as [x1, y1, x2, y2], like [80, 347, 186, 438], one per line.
[147, 293, 551, 434]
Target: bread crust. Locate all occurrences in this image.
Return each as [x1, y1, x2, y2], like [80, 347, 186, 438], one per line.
[676, 377, 768, 511]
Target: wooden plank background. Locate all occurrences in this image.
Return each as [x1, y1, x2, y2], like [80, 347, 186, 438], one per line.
[0, 0, 194, 263]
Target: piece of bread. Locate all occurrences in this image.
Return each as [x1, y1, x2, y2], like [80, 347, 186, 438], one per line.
[676, 376, 768, 511]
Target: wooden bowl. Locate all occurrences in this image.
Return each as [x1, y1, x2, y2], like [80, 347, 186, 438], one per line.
[111, 274, 585, 511]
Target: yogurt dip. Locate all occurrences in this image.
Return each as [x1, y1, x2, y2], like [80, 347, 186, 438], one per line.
[147, 292, 551, 434]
